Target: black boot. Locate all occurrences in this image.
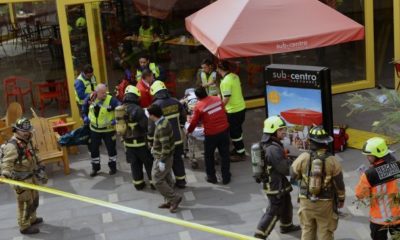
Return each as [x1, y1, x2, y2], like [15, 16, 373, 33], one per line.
[20, 226, 40, 234]
[108, 161, 117, 175]
[133, 181, 145, 190]
[280, 224, 301, 234]
[90, 163, 101, 177]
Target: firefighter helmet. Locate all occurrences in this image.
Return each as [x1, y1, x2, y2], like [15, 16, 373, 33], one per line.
[150, 80, 167, 96]
[13, 118, 33, 132]
[362, 137, 389, 158]
[125, 85, 141, 97]
[263, 116, 286, 133]
[309, 126, 333, 144]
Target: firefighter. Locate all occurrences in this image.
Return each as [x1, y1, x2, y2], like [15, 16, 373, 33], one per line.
[254, 115, 300, 239]
[147, 104, 182, 213]
[0, 118, 47, 234]
[355, 137, 400, 240]
[83, 84, 120, 177]
[216, 60, 246, 161]
[121, 86, 154, 190]
[74, 64, 97, 115]
[149, 80, 187, 188]
[291, 126, 345, 240]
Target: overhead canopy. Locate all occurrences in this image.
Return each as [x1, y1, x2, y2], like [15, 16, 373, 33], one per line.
[185, 0, 365, 59]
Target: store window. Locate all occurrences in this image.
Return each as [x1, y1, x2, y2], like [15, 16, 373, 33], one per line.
[0, 0, 66, 116]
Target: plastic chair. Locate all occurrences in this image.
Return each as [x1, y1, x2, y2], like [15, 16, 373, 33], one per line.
[3, 76, 35, 111]
[165, 71, 177, 97]
[36, 82, 65, 116]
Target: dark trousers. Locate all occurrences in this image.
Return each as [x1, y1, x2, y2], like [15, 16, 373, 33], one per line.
[227, 109, 246, 154]
[257, 193, 293, 237]
[126, 146, 153, 186]
[173, 144, 186, 185]
[90, 131, 117, 170]
[204, 129, 231, 181]
[370, 222, 400, 240]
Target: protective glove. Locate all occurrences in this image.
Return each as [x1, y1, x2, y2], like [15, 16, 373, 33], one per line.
[83, 116, 90, 125]
[158, 161, 166, 172]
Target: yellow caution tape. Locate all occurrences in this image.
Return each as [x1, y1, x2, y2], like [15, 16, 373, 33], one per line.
[0, 178, 258, 240]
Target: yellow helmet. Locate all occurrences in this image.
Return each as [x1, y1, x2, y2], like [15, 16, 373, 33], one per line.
[309, 126, 333, 144]
[125, 85, 141, 97]
[75, 17, 86, 28]
[362, 137, 389, 158]
[150, 80, 166, 96]
[263, 115, 286, 133]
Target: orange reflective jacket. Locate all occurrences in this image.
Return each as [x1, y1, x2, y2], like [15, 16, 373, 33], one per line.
[355, 159, 400, 225]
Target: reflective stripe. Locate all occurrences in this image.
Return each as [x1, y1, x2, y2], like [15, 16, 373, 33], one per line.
[91, 158, 100, 164]
[264, 186, 292, 194]
[159, 136, 170, 142]
[147, 136, 154, 140]
[208, 106, 222, 115]
[132, 179, 144, 185]
[124, 141, 146, 147]
[231, 135, 243, 142]
[165, 113, 180, 120]
[203, 102, 221, 112]
[175, 175, 186, 180]
[236, 148, 245, 154]
[174, 140, 183, 145]
[128, 123, 138, 128]
[265, 216, 278, 235]
[109, 156, 117, 162]
[280, 222, 293, 227]
[90, 125, 115, 133]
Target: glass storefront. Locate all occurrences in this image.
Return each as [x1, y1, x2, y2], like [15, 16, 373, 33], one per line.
[0, 0, 394, 118]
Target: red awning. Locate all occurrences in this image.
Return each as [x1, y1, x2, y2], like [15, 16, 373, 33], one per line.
[281, 108, 323, 126]
[185, 0, 365, 59]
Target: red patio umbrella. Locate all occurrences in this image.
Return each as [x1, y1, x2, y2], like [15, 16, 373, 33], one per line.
[185, 0, 365, 59]
[280, 108, 323, 126]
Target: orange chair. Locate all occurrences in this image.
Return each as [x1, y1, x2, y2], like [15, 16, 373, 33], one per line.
[165, 71, 177, 97]
[3, 76, 35, 111]
[36, 82, 64, 116]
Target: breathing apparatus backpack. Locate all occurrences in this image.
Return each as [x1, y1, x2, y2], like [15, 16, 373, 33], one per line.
[251, 142, 268, 183]
[115, 105, 128, 136]
[307, 152, 326, 201]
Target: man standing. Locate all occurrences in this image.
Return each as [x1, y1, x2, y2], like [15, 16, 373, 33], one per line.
[74, 64, 97, 114]
[197, 59, 219, 96]
[136, 69, 154, 108]
[148, 104, 182, 213]
[149, 80, 187, 188]
[187, 87, 231, 184]
[355, 137, 400, 239]
[254, 116, 300, 239]
[83, 84, 120, 177]
[291, 126, 345, 240]
[136, 55, 165, 82]
[0, 118, 47, 234]
[122, 86, 154, 190]
[216, 61, 246, 161]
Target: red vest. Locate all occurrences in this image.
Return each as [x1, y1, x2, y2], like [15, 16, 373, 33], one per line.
[136, 80, 152, 108]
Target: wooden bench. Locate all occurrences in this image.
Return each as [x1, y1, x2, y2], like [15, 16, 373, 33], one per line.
[30, 117, 70, 175]
[46, 114, 77, 154]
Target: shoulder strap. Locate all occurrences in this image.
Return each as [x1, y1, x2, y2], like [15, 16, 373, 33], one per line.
[5, 139, 24, 164]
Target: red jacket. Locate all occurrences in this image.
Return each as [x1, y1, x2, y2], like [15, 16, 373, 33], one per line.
[187, 96, 229, 136]
[136, 80, 152, 108]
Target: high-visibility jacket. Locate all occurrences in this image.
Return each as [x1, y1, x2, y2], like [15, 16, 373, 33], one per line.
[200, 71, 219, 96]
[355, 156, 400, 225]
[89, 95, 115, 132]
[220, 72, 245, 113]
[136, 63, 160, 81]
[139, 25, 154, 50]
[74, 73, 96, 105]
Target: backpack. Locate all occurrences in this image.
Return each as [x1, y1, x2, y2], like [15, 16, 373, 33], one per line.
[306, 152, 327, 201]
[0, 139, 24, 175]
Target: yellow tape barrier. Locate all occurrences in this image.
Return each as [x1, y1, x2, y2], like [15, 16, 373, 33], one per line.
[0, 178, 258, 240]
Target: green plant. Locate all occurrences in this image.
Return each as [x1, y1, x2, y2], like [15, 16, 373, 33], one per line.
[342, 88, 400, 140]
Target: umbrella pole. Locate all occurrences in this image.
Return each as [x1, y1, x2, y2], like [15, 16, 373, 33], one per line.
[269, 55, 274, 64]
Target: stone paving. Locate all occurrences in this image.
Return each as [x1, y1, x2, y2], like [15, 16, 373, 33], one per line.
[0, 90, 394, 240]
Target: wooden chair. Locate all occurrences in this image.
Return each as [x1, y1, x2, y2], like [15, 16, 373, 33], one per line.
[30, 116, 70, 175]
[0, 126, 13, 145]
[0, 102, 23, 128]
